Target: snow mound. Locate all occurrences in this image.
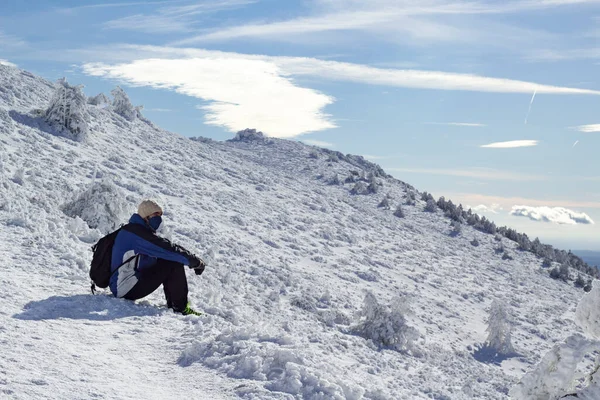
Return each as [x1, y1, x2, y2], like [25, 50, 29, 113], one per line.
[179, 327, 364, 399]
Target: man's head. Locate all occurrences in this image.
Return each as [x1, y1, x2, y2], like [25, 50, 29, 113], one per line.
[138, 200, 163, 231]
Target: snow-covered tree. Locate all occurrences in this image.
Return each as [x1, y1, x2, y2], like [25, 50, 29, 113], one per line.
[45, 78, 89, 142]
[353, 291, 420, 352]
[87, 93, 110, 106]
[393, 204, 404, 218]
[404, 190, 416, 206]
[424, 199, 437, 212]
[111, 86, 137, 121]
[485, 300, 514, 356]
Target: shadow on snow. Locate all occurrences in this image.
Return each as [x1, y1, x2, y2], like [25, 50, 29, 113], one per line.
[472, 344, 520, 366]
[13, 294, 163, 321]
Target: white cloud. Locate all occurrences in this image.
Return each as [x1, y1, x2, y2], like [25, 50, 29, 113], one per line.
[468, 204, 503, 214]
[79, 47, 600, 138]
[426, 122, 486, 127]
[387, 167, 546, 181]
[573, 124, 600, 133]
[83, 58, 336, 138]
[301, 139, 334, 148]
[481, 140, 539, 148]
[510, 205, 595, 225]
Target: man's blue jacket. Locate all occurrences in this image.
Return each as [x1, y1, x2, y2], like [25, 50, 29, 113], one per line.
[109, 213, 196, 297]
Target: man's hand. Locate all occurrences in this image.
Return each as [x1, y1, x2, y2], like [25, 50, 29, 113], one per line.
[189, 257, 206, 276]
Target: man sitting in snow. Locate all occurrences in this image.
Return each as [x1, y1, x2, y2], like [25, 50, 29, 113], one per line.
[110, 200, 205, 316]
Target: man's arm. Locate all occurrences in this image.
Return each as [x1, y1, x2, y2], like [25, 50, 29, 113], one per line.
[122, 224, 199, 266]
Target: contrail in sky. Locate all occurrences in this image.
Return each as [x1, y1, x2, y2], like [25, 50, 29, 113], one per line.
[525, 89, 537, 124]
[573, 140, 579, 148]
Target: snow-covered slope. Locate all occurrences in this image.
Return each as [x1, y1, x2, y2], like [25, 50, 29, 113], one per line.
[0, 64, 593, 399]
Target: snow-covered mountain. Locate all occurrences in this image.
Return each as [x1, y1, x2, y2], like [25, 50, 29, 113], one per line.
[0, 64, 596, 399]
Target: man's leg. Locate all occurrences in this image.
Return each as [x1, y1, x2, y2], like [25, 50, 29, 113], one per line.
[123, 259, 188, 311]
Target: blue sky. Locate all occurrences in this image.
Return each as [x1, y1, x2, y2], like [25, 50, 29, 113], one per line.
[1, 0, 599, 250]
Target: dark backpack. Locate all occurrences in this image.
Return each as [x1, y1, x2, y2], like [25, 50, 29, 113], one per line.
[90, 226, 136, 294]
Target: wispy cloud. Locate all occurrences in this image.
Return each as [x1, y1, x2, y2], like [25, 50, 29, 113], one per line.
[79, 47, 600, 138]
[301, 139, 334, 148]
[426, 122, 486, 127]
[481, 140, 539, 148]
[572, 124, 600, 132]
[56, 1, 187, 12]
[573, 140, 579, 147]
[104, 0, 255, 33]
[510, 205, 595, 225]
[387, 167, 547, 181]
[0, 31, 27, 49]
[529, 48, 600, 62]
[171, 0, 595, 51]
[147, 108, 173, 112]
[83, 58, 335, 138]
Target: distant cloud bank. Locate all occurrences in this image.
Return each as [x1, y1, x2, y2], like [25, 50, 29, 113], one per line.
[469, 204, 503, 214]
[510, 206, 595, 225]
[481, 140, 538, 148]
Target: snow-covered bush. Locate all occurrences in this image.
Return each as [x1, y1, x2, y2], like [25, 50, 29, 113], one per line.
[87, 93, 110, 106]
[404, 190, 416, 206]
[510, 282, 600, 399]
[111, 86, 136, 121]
[352, 291, 419, 352]
[328, 173, 341, 185]
[377, 197, 390, 209]
[61, 179, 130, 232]
[393, 204, 404, 218]
[450, 220, 461, 235]
[229, 128, 269, 142]
[424, 199, 437, 212]
[45, 78, 89, 142]
[484, 300, 514, 356]
[471, 238, 480, 247]
[350, 181, 369, 195]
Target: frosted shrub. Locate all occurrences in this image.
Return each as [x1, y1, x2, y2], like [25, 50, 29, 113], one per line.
[377, 197, 390, 209]
[62, 179, 129, 232]
[405, 190, 416, 206]
[87, 93, 110, 106]
[471, 238, 480, 247]
[510, 282, 600, 399]
[393, 204, 404, 218]
[350, 181, 368, 195]
[450, 220, 461, 235]
[424, 199, 437, 212]
[353, 291, 419, 352]
[485, 300, 514, 356]
[45, 78, 89, 142]
[111, 86, 136, 121]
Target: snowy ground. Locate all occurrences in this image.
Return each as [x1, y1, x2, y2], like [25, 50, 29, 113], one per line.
[0, 64, 592, 399]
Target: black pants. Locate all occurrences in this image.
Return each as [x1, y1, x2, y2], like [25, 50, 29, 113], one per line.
[123, 259, 188, 311]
